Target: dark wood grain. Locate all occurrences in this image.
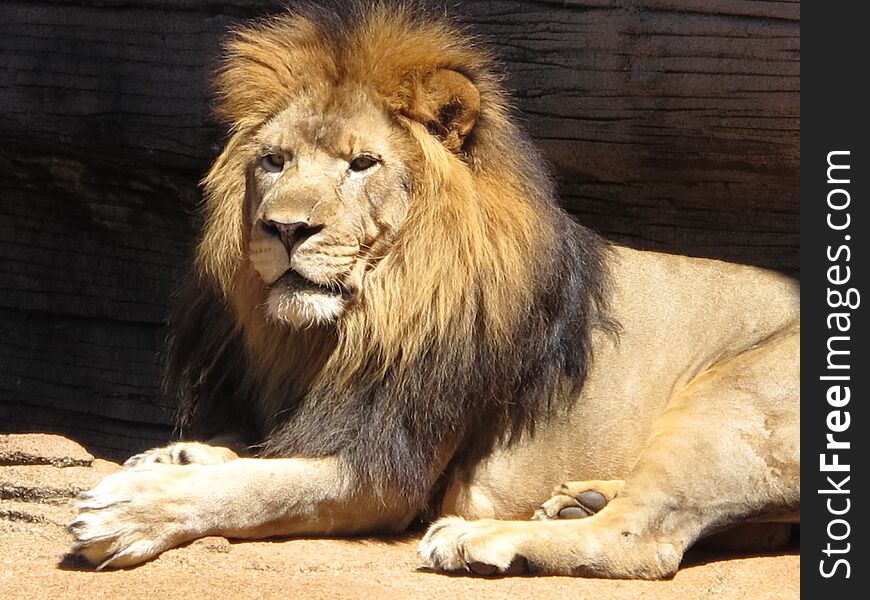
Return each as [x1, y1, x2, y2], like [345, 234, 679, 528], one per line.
[0, 0, 799, 458]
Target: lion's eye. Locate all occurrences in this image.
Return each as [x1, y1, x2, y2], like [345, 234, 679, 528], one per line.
[349, 154, 379, 172]
[260, 153, 285, 173]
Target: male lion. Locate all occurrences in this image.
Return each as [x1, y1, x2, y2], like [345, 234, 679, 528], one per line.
[69, 3, 799, 578]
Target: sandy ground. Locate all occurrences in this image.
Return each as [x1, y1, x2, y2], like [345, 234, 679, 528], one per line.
[0, 433, 799, 599]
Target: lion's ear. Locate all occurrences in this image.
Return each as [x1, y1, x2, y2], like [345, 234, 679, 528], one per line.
[405, 69, 481, 153]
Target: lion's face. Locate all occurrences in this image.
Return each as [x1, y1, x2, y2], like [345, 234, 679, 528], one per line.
[246, 87, 417, 328]
[202, 12, 486, 331]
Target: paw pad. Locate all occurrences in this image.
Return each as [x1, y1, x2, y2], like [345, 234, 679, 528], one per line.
[558, 490, 608, 519]
[534, 487, 612, 521]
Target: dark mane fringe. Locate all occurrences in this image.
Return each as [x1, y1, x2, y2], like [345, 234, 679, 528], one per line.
[165, 1, 615, 510]
[164, 274, 256, 444]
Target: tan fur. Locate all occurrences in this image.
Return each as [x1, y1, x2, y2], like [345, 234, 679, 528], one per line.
[69, 4, 799, 578]
[424, 248, 799, 577]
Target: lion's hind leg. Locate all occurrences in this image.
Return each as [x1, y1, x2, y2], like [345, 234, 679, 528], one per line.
[421, 324, 799, 578]
[533, 479, 624, 520]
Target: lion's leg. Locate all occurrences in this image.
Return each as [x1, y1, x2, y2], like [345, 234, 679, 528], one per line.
[420, 325, 799, 578]
[534, 479, 793, 550]
[70, 456, 415, 568]
[123, 434, 244, 469]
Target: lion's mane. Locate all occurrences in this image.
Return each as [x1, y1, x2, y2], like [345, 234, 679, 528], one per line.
[166, 1, 612, 509]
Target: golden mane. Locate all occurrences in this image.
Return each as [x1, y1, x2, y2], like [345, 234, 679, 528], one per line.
[169, 2, 611, 502]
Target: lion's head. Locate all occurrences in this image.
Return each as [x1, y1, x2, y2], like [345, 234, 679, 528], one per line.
[243, 87, 418, 328]
[169, 2, 612, 503]
[199, 5, 504, 333]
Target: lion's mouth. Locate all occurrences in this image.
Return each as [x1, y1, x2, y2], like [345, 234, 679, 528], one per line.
[274, 269, 351, 299]
[266, 268, 351, 328]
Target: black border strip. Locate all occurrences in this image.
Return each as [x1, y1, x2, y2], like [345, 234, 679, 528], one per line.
[802, 2, 867, 595]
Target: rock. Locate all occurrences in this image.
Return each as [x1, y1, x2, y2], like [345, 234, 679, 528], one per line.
[0, 461, 119, 503]
[0, 499, 75, 526]
[0, 433, 94, 468]
[0, 434, 120, 534]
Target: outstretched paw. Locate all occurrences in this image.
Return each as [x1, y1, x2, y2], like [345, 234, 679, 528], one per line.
[69, 465, 200, 568]
[532, 479, 624, 520]
[123, 442, 237, 469]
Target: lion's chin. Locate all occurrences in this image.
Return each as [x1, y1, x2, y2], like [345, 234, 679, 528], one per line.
[267, 286, 346, 328]
[265, 270, 349, 329]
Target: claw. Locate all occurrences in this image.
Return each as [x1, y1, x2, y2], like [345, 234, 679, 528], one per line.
[68, 520, 85, 535]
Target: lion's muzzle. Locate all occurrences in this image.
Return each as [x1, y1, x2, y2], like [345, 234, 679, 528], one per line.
[249, 221, 293, 285]
[249, 218, 323, 286]
[249, 219, 353, 327]
[263, 220, 323, 257]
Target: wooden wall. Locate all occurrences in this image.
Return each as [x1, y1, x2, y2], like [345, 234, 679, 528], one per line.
[0, 0, 799, 459]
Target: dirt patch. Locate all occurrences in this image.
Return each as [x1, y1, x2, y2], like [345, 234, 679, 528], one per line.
[0, 433, 799, 599]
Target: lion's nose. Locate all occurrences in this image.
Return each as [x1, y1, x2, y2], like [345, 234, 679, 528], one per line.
[262, 220, 323, 254]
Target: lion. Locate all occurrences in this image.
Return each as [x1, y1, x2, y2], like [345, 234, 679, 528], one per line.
[68, 2, 800, 579]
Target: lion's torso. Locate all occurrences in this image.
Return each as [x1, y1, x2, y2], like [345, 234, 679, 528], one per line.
[440, 245, 800, 519]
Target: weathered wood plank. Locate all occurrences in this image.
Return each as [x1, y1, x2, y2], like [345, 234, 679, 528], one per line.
[0, 308, 173, 458]
[0, 150, 197, 322]
[1, 1, 799, 221]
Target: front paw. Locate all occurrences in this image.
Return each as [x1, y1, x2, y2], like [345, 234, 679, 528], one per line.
[69, 465, 198, 568]
[419, 517, 531, 576]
